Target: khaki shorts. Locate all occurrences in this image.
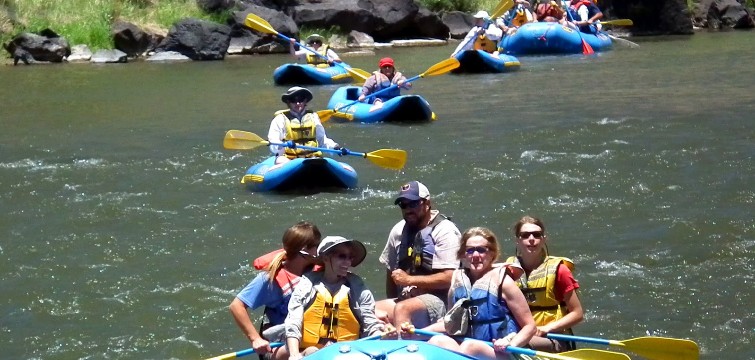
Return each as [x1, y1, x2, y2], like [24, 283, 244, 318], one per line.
[415, 293, 446, 323]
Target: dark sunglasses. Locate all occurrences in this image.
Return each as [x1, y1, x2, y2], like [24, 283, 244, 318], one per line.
[333, 252, 354, 261]
[289, 97, 307, 104]
[308, 40, 322, 45]
[465, 246, 489, 255]
[397, 200, 422, 209]
[518, 231, 544, 239]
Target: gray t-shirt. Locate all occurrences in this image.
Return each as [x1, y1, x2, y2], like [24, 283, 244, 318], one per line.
[378, 210, 462, 296]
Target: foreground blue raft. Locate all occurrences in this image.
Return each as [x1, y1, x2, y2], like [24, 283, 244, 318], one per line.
[241, 156, 357, 192]
[452, 50, 521, 73]
[326, 86, 435, 123]
[500, 22, 613, 55]
[273, 63, 354, 85]
[301, 339, 536, 360]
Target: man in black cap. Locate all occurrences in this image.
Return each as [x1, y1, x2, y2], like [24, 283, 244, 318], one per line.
[267, 86, 347, 164]
[376, 181, 462, 332]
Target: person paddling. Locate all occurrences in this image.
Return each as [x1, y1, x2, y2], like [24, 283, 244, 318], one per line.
[229, 221, 322, 360]
[284, 236, 385, 360]
[451, 11, 503, 57]
[506, 216, 584, 352]
[267, 86, 348, 165]
[289, 34, 342, 67]
[357, 57, 411, 106]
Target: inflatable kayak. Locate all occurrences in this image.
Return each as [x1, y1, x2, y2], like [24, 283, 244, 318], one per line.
[500, 22, 612, 55]
[452, 50, 521, 73]
[273, 63, 354, 85]
[325, 86, 435, 123]
[301, 339, 537, 360]
[241, 156, 357, 192]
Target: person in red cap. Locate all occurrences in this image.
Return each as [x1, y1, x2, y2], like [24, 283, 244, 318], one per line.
[357, 57, 412, 105]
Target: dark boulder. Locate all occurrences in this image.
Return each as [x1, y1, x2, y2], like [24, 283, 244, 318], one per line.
[230, 5, 298, 53]
[596, 0, 694, 35]
[401, 6, 450, 39]
[3, 29, 70, 64]
[693, 0, 754, 29]
[442, 11, 474, 39]
[112, 20, 162, 57]
[197, 0, 237, 13]
[290, 0, 419, 41]
[155, 18, 231, 60]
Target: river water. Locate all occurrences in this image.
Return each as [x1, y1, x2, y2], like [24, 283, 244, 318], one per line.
[1, 31, 753, 359]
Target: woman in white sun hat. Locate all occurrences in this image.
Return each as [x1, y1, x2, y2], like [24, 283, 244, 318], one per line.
[284, 236, 384, 360]
[289, 33, 342, 67]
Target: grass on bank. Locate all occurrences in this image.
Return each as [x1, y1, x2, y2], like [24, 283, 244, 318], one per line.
[1, 0, 226, 50]
[0, 0, 502, 53]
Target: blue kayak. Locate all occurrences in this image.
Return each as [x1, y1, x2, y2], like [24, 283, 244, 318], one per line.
[241, 156, 357, 192]
[500, 22, 613, 55]
[301, 339, 537, 360]
[452, 50, 521, 73]
[325, 86, 435, 123]
[273, 63, 354, 85]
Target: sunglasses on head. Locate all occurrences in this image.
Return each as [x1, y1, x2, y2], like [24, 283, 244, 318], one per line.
[518, 231, 544, 239]
[465, 246, 489, 255]
[299, 249, 315, 258]
[397, 199, 422, 209]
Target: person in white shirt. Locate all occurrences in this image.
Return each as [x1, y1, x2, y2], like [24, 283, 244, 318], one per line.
[289, 34, 341, 67]
[451, 11, 504, 57]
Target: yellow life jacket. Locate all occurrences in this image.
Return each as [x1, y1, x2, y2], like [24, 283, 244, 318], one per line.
[305, 45, 330, 68]
[473, 33, 497, 53]
[506, 255, 575, 330]
[512, 9, 529, 27]
[276, 110, 323, 159]
[300, 282, 360, 349]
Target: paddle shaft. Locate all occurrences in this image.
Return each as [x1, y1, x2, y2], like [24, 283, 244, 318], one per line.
[565, 7, 594, 55]
[334, 73, 421, 112]
[205, 342, 283, 360]
[548, 333, 612, 346]
[412, 329, 566, 360]
[269, 140, 367, 158]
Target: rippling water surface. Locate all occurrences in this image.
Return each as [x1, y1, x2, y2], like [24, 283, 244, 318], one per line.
[1, 32, 753, 359]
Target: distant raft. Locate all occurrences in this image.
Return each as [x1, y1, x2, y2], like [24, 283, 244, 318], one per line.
[325, 86, 435, 123]
[500, 22, 613, 55]
[452, 49, 521, 73]
[273, 63, 354, 85]
[241, 156, 357, 192]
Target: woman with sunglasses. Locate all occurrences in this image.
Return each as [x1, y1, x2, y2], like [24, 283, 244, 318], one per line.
[289, 34, 342, 67]
[267, 86, 346, 165]
[229, 221, 322, 360]
[285, 236, 384, 360]
[506, 216, 584, 352]
[406, 227, 536, 359]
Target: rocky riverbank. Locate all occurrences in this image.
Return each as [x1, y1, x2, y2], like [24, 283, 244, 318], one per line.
[2, 0, 753, 65]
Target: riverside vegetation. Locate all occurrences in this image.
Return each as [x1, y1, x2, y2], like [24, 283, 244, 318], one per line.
[0, 0, 497, 55]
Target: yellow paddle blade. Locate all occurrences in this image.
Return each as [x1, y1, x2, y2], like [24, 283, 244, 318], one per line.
[365, 149, 407, 170]
[620, 337, 699, 360]
[223, 130, 269, 150]
[491, 0, 515, 19]
[421, 58, 461, 78]
[557, 349, 631, 360]
[244, 13, 278, 35]
[602, 19, 634, 26]
[316, 109, 335, 122]
[346, 67, 371, 82]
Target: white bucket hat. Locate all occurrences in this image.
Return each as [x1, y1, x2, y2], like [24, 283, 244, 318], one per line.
[473, 10, 490, 19]
[317, 236, 367, 267]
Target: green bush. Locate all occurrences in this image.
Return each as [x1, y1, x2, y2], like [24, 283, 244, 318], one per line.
[417, 0, 501, 14]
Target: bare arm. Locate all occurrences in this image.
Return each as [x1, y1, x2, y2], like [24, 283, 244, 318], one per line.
[385, 269, 398, 298]
[500, 276, 536, 348]
[538, 289, 584, 335]
[392, 268, 453, 291]
[229, 298, 271, 353]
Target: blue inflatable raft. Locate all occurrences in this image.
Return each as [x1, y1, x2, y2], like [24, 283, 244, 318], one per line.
[325, 86, 435, 123]
[452, 50, 521, 73]
[273, 63, 354, 85]
[500, 22, 613, 55]
[300, 339, 537, 360]
[241, 156, 357, 192]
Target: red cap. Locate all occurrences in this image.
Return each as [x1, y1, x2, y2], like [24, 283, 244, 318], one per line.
[378, 57, 395, 68]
